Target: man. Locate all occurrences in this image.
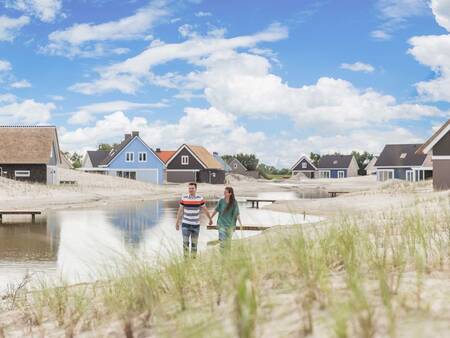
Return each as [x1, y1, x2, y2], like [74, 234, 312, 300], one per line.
[176, 182, 212, 258]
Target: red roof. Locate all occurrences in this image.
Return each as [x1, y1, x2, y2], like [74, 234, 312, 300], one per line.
[156, 150, 176, 163]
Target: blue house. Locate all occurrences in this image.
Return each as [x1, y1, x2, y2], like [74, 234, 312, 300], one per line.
[317, 154, 359, 179]
[98, 131, 165, 184]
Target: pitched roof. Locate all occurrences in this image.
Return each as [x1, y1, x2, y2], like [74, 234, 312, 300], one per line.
[87, 150, 109, 168]
[156, 150, 176, 163]
[0, 126, 59, 164]
[229, 158, 247, 170]
[100, 135, 135, 166]
[60, 151, 73, 168]
[213, 153, 232, 171]
[186, 145, 223, 169]
[291, 155, 317, 170]
[416, 119, 450, 154]
[375, 144, 427, 167]
[318, 155, 354, 169]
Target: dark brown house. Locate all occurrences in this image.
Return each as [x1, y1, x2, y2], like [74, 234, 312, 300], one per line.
[0, 126, 61, 184]
[165, 144, 225, 184]
[417, 119, 450, 190]
[291, 155, 317, 178]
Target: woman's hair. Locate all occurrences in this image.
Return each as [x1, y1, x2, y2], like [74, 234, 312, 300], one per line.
[225, 186, 236, 213]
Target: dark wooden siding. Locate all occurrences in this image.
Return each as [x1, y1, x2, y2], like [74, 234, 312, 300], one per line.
[433, 160, 450, 190]
[293, 159, 315, 171]
[0, 164, 47, 183]
[167, 147, 204, 170]
[167, 170, 197, 183]
[198, 169, 225, 184]
[433, 131, 450, 156]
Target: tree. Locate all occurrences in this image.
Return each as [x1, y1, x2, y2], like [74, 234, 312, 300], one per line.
[221, 154, 234, 164]
[98, 143, 115, 151]
[310, 152, 321, 167]
[235, 153, 259, 171]
[351, 150, 373, 169]
[70, 152, 82, 169]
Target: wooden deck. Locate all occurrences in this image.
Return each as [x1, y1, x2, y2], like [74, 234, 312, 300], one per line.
[0, 211, 41, 223]
[246, 199, 276, 209]
[328, 191, 350, 198]
[207, 225, 271, 231]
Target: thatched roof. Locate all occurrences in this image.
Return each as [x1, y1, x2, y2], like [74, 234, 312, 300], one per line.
[0, 126, 60, 164]
[186, 144, 223, 169]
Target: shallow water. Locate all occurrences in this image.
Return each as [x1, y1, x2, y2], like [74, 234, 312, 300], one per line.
[0, 196, 320, 292]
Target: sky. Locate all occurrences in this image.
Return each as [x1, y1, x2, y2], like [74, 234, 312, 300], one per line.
[1, 0, 450, 168]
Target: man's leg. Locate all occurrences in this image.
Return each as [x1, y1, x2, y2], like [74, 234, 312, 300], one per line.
[190, 225, 200, 258]
[181, 224, 190, 258]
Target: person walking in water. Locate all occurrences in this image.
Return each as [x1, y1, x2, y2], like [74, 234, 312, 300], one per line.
[210, 186, 242, 250]
[176, 182, 212, 258]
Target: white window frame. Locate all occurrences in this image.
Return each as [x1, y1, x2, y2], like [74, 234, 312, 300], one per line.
[125, 152, 134, 162]
[181, 155, 189, 165]
[338, 170, 345, 179]
[301, 162, 307, 169]
[15, 170, 30, 178]
[406, 170, 414, 182]
[138, 152, 147, 162]
[319, 170, 330, 179]
[377, 169, 394, 182]
[234, 163, 238, 169]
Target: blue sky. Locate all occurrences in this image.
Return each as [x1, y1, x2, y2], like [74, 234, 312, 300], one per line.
[1, 0, 450, 167]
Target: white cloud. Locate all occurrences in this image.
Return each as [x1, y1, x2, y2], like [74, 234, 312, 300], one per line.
[10, 79, 31, 88]
[0, 15, 29, 41]
[408, 0, 450, 101]
[0, 98, 55, 123]
[372, 0, 429, 40]
[0, 59, 12, 72]
[178, 24, 198, 39]
[49, 94, 64, 101]
[45, 0, 169, 57]
[68, 100, 168, 124]
[69, 23, 289, 94]
[60, 108, 266, 157]
[0, 93, 16, 103]
[340, 62, 375, 73]
[5, 0, 62, 23]
[195, 11, 211, 17]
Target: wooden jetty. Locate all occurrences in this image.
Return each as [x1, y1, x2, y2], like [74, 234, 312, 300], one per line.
[328, 191, 350, 198]
[207, 225, 271, 231]
[0, 211, 41, 223]
[246, 199, 276, 209]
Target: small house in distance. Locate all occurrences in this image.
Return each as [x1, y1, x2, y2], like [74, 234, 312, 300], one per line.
[374, 144, 432, 182]
[363, 156, 378, 176]
[416, 119, 450, 190]
[165, 144, 225, 184]
[317, 154, 359, 179]
[229, 158, 247, 175]
[0, 126, 61, 184]
[81, 150, 109, 173]
[291, 155, 317, 178]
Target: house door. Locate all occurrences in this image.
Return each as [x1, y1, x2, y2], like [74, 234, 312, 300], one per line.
[338, 171, 345, 179]
[406, 170, 414, 182]
[47, 166, 58, 185]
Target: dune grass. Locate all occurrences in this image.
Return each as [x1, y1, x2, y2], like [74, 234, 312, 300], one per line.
[1, 195, 450, 337]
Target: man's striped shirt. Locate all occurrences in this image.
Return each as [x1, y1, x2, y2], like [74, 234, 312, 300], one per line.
[180, 194, 205, 226]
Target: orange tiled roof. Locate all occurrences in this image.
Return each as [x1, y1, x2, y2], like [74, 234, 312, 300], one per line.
[156, 150, 176, 163]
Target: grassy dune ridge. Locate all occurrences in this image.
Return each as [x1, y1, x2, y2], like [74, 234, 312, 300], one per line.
[0, 192, 449, 337]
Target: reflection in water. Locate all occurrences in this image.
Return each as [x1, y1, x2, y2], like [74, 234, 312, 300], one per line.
[0, 198, 321, 292]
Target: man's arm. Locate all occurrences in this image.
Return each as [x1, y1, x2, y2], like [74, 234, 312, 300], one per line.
[175, 205, 184, 230]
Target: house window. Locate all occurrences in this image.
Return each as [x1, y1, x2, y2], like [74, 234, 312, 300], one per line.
[181, 155, 189, 165]
[400, 153, 407, 159]
[333, 160, 338, 165]
[338, 171, 345, 179]
[234, 163, 238, 169]
[125, 152, 134, 162]
[406, 170, 414, 182]
[138, 152, 147, 162]
[377, 170, 394, 182]
[15, 170, 30, 178]
[320, 171, 330, 179]
[302, 162, 307, 169]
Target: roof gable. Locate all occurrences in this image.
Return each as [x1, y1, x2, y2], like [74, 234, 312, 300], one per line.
[87, 150, 109, 168]
[417, 119, 450, 154]
[0, 126, 59, 164]
[102, 136, 164, 167]
[229, 158, 247, 171]
[375, 144, 427, 167]
[291, 155, 317, 171]
[166, 144, 222, 169]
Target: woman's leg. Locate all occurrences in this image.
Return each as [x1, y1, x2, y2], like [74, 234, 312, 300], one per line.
[218, 226, 232, 250]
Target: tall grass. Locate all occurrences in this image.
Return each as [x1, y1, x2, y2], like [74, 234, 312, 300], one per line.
[2, 196, 449, 337]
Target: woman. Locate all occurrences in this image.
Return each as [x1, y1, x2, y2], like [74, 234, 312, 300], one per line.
[210, 186, 243, 249]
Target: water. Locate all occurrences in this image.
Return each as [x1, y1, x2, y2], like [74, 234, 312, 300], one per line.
[0, 197, 320, 292]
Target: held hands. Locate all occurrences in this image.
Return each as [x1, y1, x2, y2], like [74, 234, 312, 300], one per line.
[176, 223, 180, 231]
[209, 219, 213, 226]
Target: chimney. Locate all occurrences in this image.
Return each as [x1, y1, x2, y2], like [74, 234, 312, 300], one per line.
[124, 133, 132, 141]
[213, 152, 218, 156]
[156, 148, 161, 152]
[132, 131, 139, 137]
